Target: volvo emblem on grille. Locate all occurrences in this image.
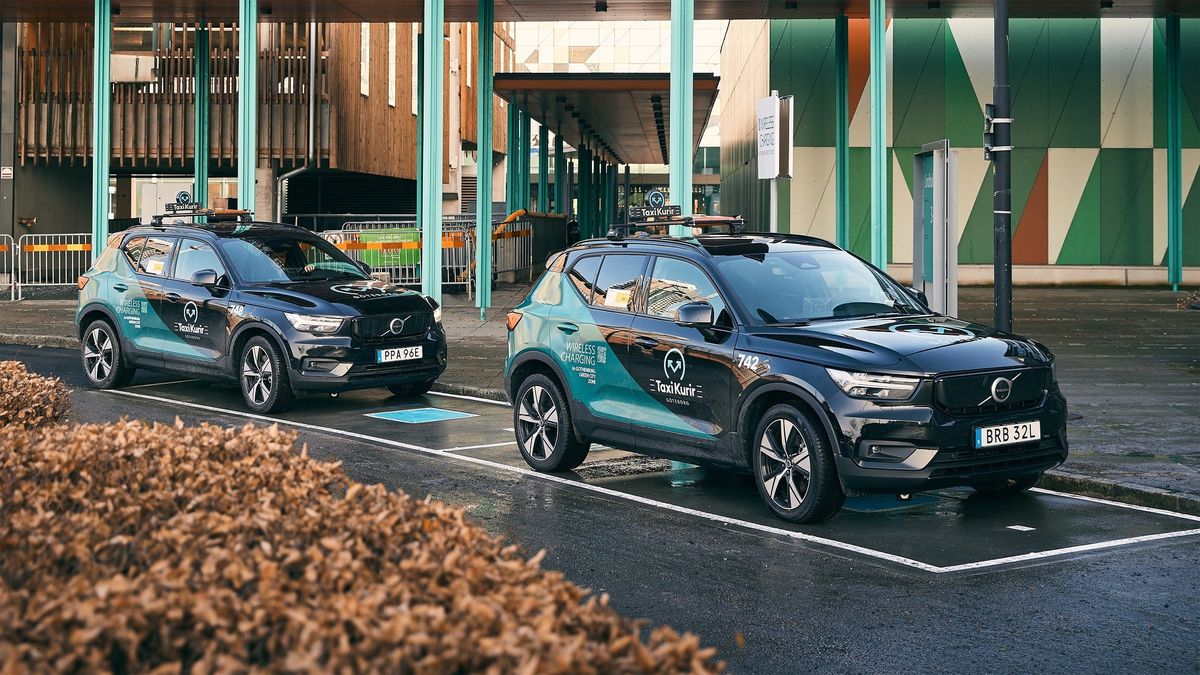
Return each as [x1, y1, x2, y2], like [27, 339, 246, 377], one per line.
[384, 316, 410, 336]
[991, 377, 1013, 403]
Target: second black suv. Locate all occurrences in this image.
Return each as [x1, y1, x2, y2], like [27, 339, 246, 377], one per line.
[504, 228, 1068, 523]
[77, 214, 447, 412]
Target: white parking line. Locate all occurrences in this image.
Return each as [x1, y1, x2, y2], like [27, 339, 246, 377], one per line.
[127, 379, 196, 389]
[102, 388, 1200, 575]
[429, 390, 510, 407]
[442, 441, 520, 452]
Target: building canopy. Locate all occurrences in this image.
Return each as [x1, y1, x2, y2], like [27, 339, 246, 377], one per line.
[494, 73, 718, 166]
[3, 0, 1197, 22]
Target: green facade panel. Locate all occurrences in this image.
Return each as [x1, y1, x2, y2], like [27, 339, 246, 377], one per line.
[771, 20, 837, 147]
[892, 21, 946, 149]
[1098, 149, 1155, 265]
[1047, 20, 1101, 148]
[1154, 19, 1200, 149]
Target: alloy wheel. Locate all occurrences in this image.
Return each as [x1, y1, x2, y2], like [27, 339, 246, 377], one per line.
[83, 327, 114, 383]
[241, 345, 275, 407]
[758, 418, 812, 510]
[517, 384, 560, 460]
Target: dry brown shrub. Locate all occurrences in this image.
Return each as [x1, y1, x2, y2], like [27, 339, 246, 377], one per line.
[0, 360, 70, 430]
[0, 419, 722, 674]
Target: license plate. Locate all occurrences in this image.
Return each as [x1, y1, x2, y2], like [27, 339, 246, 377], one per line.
[377, 345, 423, 363]
[975, 420, 1041, 448]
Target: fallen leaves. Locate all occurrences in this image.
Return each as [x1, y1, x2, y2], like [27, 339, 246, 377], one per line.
[0, 371, 723, 673]
[0, 361, 70, 430]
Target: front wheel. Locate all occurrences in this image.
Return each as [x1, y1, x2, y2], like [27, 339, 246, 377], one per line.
[513, 374, 589, 472]
[239, 336, 294, 414]
[81, 320, 135, 389]
[752, 404, 844, 524]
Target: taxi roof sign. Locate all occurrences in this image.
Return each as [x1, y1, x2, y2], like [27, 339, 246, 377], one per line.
[629, 204, 682, 221]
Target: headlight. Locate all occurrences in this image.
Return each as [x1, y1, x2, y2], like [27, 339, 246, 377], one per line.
[826, 368, 920, 401]
[426, 296, 442, 323]
[284, 312, 344, 334]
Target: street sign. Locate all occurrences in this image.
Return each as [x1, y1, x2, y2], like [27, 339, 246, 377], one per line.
[0, 167, 12, 180]
[757, 95, 780, 179]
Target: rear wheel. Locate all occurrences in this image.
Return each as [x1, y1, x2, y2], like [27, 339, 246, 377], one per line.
[513, 374, 589, 472]
[80, 320, 135, 389]
[239, 336, 294, 414]
[387, 380, 435, 398]
[752, 404, 844, 524]
[972, 473, 1042, 495]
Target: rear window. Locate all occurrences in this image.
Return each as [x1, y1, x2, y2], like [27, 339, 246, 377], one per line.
[590, 255, 649, 312]
[566, 256, 602, 303]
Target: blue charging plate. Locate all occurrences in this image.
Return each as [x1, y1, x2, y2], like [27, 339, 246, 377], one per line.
[366, 407, 479, 424]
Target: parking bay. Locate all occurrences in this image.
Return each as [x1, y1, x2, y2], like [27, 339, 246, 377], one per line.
[111, 380, 1200, 575]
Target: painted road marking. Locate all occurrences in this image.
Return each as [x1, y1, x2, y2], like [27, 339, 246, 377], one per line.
[367, 407, 478, 424]
[102, 388, 1200, 575]
[1007, 525, 1037, 532]
[428, 391, 510, 407]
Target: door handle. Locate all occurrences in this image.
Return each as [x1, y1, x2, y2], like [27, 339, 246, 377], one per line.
[164, 292, 182, 303]
[634, 336, 659, 350]
[556, 322, 579, 334]
[111, 283, 128, 293]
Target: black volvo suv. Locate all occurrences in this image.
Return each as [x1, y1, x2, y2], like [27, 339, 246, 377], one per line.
[77, 213, 447, 412]
[504, 226, 1068, 523]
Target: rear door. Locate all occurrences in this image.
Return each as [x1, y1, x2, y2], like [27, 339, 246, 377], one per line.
[124, 235, 176, 356]
[628, 255, 739, 460]
[550, 253, 649, 445]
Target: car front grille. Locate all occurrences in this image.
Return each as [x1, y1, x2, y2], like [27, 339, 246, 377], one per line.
[935, 367, 1048, 415]
[352, 313, 431, 344]
[928, 438, 1064, 479]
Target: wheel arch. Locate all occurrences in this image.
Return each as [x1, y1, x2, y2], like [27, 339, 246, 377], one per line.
[229, 322, 290, 376]
[78, 303, 120, 339]
[506, 350, 570, 402]
[737, 382, 842, 468]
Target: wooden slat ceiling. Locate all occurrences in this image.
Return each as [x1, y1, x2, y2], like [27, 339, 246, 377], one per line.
[3, 0, 1197, 23]
[494, 73, 719, 166]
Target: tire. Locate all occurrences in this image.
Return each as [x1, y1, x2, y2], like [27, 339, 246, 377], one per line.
[972, 473, 1042, 495]
[513, 374, 589, 472]
[751, 403, 845, 524]
[80, 319, 135, 389]
[387, 380, 435, 398]
[239, 336, 294, 414]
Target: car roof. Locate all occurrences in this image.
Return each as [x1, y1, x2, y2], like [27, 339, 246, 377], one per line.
[124, 220, 314, 240]
[570, 231, 842, 259]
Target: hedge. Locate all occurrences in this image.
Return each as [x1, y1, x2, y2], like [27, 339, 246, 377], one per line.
[0, 418, 722, 673]
[0, 360, 70, 429]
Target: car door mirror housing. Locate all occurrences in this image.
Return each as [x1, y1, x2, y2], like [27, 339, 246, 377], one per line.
[675, 301, 715, 328]
[192, 269, 219, 288]
[907, 286, 930, 308]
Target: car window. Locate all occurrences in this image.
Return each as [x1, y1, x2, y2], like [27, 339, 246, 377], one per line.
[122, 236, 147, 270]
[590, 255, 648, 312]
[566, 256, 602, 303]
[647, 257, 730, 327]
[173, 239, 228, 285]
[136, 237, 175, 277]
[220, 235, 369, 284]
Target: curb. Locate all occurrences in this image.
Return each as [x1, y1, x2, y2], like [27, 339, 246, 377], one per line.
[432, 381, 508, 403]
[1042, 469, 1200, 517]
[0, 333, 78, 350]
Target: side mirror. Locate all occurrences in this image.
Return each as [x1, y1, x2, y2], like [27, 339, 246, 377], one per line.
[192, 269, 219, 288]
[675, 301, 715, 328]
[357, 260, 373, 274]
[907, 286, 929, 308]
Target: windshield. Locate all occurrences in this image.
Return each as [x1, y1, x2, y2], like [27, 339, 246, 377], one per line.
[219, 234, 369, 284]
[713, 247, 924, 325]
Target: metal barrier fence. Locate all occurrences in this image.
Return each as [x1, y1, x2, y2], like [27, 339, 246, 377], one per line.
[322, 223, 475, 296]
[492, 218, 534, 278]
[16, 234, 94, 299]
[0, 235, 14, 301]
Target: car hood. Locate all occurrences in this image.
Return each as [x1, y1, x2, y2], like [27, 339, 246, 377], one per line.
[746, 315, 1053, 374]
[240, 278, 433, 316]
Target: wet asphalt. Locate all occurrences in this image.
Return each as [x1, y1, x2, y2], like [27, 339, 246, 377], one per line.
[5, 343, 1200, 673]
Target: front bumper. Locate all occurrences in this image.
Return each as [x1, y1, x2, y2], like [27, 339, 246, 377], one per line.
[283, 326, 448, 393]
[831, 389, 1069, 493]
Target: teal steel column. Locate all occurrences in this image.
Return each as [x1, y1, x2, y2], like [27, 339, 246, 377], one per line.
[579, 144, 591, 236]
[420, 0, 445, 302]
[416, 27, 424, 223]
[538, 124, 549, 212]
[1166, 13, 1183, 292]
[194, 23, 210, 212]
[669, 0, 694, 236]
[237, 0, 258, 211]
[505, 102, 517, 214]
[521, 107, 532, 208]
[554, 131, 565, 213]
[475, 0, 494, 318]
[834, 14, 849, 249]
[90, 0, 112, 259]
[869, 0, 887, 268]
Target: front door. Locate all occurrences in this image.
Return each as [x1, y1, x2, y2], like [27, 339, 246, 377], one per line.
[628, 255, 738, 461]
[158, 238, 232, 364]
